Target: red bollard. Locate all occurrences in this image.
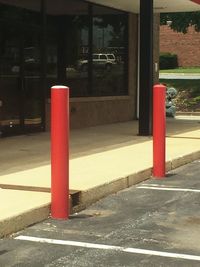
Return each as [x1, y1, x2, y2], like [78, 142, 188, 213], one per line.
[153, 84, 166, 178]
[51, 85, 69, 219]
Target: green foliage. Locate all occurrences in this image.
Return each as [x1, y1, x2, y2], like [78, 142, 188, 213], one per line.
[159, 79, 200, 111]
[159, 53, 178, 69]
[194, 95, 200, 102]
[160, 12, 200, 33]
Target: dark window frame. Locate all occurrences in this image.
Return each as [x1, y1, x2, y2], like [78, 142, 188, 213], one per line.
[85, 2, 129, 97]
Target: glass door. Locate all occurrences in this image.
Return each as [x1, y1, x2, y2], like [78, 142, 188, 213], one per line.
[23, 27, 44, 133]
[0, 1, 44, 136]
[0, 21, 22, 136]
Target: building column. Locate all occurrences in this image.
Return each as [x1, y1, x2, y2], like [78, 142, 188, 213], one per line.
[41, 0, 47, 130]
[138, 0, 153, 136]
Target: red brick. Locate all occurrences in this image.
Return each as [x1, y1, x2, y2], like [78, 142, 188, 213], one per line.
[160, 25, 200, 67]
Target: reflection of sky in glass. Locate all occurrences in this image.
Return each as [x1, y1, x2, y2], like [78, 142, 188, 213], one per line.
[93, 25, 112, 48]
[81, 29, 88, 46]
[81, 25, 113, 48]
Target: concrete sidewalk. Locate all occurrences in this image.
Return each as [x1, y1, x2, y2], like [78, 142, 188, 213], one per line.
[0, 116, 200, 237]
[159, 73, 200, 79]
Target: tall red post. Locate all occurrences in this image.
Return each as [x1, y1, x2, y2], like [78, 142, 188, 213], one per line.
[153, 84, 166, 178]
[51, 85, 69, 219]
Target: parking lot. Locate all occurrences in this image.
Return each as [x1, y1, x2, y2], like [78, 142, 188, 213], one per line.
[1, 160, 200, 266]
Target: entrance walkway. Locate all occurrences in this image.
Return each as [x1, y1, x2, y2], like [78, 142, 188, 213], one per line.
[0, 116, 200, 237]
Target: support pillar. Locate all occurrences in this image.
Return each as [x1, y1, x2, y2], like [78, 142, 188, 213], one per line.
[138, 0, 153, 136]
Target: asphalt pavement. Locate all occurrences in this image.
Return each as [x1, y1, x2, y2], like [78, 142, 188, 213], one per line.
[1, 160, 200, 267]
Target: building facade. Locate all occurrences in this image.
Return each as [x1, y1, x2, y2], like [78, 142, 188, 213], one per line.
[0, 0, 139, 137]
[0, 0, 200, 137]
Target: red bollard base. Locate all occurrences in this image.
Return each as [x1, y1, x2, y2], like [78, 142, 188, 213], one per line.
[152, 173, 165, 180]
[51, 198, 70, 220]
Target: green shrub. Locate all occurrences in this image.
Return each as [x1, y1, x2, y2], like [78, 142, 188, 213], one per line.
[190, 88, 200, 97]
[159, 79, 200, 111]
[159, 52, 178, 70]
[193, 96, 200, 103]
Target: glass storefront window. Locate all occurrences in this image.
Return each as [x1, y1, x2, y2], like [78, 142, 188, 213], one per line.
[0, 1, 43, 136]
[46, 0, 89, 97]
[0, 0, 129, 136]
[45, 1, 128, 98]
[65, 15, 89, 97]
[92, 5, 128, 96]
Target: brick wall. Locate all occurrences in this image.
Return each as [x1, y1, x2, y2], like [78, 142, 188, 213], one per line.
[160, 25, 200, 67]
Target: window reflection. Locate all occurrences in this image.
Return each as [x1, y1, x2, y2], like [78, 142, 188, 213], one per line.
[0, 0, 128, 103]
[65, 15, 89, 97]
[0, 0, 128, 136]
[0, 1, 43, 135]
[46, 0, 89, 97]
[92, 6, 128, 96]
[45, 1, 128, 97]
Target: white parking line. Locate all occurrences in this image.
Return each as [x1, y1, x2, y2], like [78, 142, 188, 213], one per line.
[137, 186, 200, 193]
[141, 184, 174, 187]
[15, 235, 200, 262]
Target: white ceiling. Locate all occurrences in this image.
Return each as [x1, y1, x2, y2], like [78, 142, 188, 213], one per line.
[1, 0, 200, 14]
[87, 0, 200, 13]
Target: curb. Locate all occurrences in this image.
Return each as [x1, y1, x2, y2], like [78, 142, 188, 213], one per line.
[76, 151, 200, 210]
[1, 150, 200, 238]
[0, 204, 50, 238]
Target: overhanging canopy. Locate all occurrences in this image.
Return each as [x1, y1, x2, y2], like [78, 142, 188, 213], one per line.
[2, 0, 200, 14]
[87, 0, 200, 13]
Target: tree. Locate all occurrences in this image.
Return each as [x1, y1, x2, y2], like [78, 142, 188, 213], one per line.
[160, 12, 200, 33]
